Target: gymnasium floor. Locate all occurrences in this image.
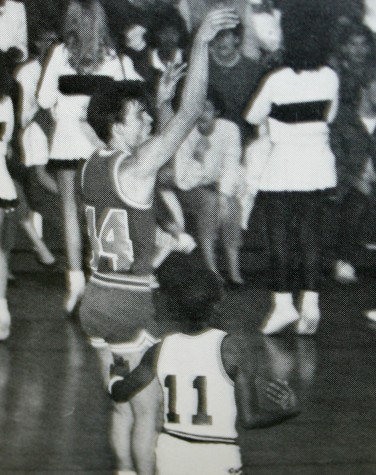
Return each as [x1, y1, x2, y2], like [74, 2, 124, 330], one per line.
[1, 249, 376, 475]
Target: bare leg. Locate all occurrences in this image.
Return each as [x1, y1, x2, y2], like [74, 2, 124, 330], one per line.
[131, 377, 162, 475]
[197, 189, 222, 279]
[56, 169, 85, 312]
[20, 213, 55, 265]
[0, 209, 11, 340]
[95, 346, 135, 472]
[56, 169, 83, 271]
[221, 196, 243, 283]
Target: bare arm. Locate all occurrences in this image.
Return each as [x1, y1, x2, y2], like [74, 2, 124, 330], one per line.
[134, 8, 239, 177]
[222, 335, 300, 429]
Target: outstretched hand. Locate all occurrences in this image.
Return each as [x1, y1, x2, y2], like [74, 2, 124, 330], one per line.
[265, 379, 299, 411]
[197, 8, 239, 43]
[157, 61, 187, 106]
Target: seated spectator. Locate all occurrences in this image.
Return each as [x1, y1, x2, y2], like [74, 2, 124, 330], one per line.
[173, 92, 244, 286]
[331, 64, 376, 284]
[209, 22, 261, 145]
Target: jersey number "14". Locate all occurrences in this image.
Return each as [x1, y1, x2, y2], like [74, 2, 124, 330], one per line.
[165, 375, 213, 426]
[85, 206, 134, 272]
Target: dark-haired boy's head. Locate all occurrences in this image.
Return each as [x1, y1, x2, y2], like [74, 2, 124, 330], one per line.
[87, 80, 153, 147]
[175, 269, 222, 330]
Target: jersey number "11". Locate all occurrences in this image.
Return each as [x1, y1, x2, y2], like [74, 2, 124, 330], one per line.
[85, 206, 134, 272]
[164, 375, 213, 425]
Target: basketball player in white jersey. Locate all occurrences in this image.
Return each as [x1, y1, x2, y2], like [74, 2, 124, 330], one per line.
[109, 269, 300, 475]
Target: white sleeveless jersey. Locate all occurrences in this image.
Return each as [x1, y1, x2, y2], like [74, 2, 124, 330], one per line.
[156, 329, 238, 443]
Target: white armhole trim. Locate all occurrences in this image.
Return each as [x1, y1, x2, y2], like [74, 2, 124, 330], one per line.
[114, 153, 153, 210]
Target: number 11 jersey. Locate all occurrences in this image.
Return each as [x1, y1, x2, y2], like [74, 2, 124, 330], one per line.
[81, 148, 157, 289]
[157, 329, 238, 443]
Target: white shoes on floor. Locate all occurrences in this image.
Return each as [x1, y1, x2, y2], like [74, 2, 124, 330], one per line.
[0, 299, 11, 341]
[260, 293, 300, 335]
[365, 309, 376, 322]
[261, 292, 320, 336]
[334, 260, 357, 284]
[65, 270, 86, 314]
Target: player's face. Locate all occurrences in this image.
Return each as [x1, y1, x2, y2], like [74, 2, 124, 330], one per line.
[197, 100, 216, 136]
[120, 100, 153, 147]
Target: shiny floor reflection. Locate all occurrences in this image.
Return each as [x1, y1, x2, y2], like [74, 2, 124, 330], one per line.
[1, 269, 376, 474]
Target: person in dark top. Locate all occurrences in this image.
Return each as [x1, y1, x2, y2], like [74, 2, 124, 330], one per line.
[208, 23, 261, 145]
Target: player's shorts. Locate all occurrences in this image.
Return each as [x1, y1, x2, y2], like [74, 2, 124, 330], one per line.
[156, 433, 242, 475]
[79, 279, 162, 347]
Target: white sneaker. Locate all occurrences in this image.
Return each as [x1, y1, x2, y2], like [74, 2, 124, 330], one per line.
[260, 293, 300, 335]
[365, 310, 376, 322]
[65, 271, 86, 314]
[334, 260, 357, 283]
[0, 300, 11, 341]
[296, 291, 320, 335]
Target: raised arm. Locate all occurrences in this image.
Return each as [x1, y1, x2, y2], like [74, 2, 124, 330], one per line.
[222, 335, 300, 429]
[135, 8, 239, 176]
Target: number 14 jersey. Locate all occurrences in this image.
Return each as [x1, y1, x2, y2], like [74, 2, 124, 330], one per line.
[157, 329, 238, 443]
[81, 149, 156, 289]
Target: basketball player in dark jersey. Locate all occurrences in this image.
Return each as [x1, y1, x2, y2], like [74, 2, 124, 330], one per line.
[80, 8, 240, 475]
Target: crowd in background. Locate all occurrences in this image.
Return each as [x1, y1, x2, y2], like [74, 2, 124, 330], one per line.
[1, 0, 376, 338]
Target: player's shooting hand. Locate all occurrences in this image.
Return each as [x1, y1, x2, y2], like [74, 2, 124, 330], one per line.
[157, 61, 187, 106]
[265, 379, 298, 411]
[196, 8, 239, 43]
[110, 355, 130, 379]
[175, 232, 197, 254]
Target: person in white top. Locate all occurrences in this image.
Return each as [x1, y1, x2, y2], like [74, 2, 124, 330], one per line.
[37, 0, 125, 314]
[245, 0, 339, 335]
[109, 267, 300, 475]
[174, 92, 244, 286]
[0, 62, 17, 341]
[0, 0, 28, 66]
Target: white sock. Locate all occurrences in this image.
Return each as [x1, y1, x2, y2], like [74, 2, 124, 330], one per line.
[301, 291, 319, 309]
[274, 292, 294, 308]
[67, 270, 86, 290]
[0, 298, 9, 311]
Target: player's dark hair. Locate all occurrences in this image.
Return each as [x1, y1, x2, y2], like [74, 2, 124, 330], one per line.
[281, 0, 334, 71]
[175, 268, 222, 330]
[87, 80, 150, 143]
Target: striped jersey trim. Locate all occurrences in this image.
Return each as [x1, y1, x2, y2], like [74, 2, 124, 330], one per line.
[109, 330, 160, 354]
[164, 429, 237, 445]
[90, 272, 158, 291]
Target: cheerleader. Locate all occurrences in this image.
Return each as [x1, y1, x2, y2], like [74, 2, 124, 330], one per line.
[245, 0, 339, 335]
[37, 0, 124, 313]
